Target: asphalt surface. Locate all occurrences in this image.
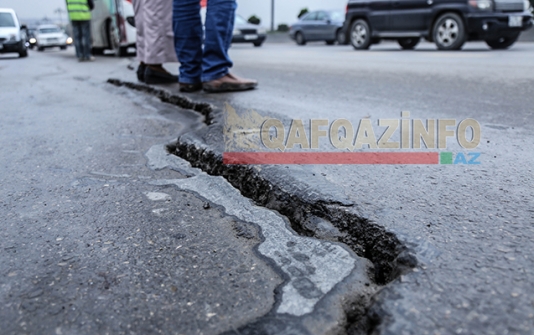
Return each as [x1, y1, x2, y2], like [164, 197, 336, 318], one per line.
[181, 40, 534, 334]
[0, 50, 285, 334]
[0, 47, 377, 335]
[1, 39, 533, 335]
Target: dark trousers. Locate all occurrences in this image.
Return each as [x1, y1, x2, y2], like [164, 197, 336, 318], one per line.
[173, 0, 236, 83]
[72, 20, 92, 59]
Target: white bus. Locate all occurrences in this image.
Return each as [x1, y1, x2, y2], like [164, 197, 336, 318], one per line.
[91, 0, 136, 56]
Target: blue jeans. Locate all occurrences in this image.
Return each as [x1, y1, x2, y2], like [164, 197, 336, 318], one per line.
[173, 0, 236, 83]
[72, 20, 92, 59]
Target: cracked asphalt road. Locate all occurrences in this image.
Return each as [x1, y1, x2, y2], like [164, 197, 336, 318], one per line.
[125, 41, 534, 334]
[2, 39, 534, 335]
[0, 46, 376, 335]
[0, 50, 285, 334]
[183, 41, 534, 335]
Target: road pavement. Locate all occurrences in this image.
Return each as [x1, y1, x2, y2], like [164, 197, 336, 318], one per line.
[1, 40, 533, 335]
[0, 50, 285, 335]
[173, 41, 534, 334]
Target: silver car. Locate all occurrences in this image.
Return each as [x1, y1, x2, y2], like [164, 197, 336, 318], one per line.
[289, 10, 346, 46]
[34, 25, 69, 51]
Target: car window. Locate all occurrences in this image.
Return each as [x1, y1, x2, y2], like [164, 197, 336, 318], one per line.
[329, 11, 344, 22]
[39, 27, 62, 34]
[235, 14, 247, 25]
[0, 13, 16, 27]
[316, 11, 328, 21]
[301, 12, 317, 21]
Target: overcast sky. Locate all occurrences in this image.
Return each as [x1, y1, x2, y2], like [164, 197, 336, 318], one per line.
[1, 0, 346, 27]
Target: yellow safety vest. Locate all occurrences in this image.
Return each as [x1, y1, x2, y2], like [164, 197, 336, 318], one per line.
[66, 0, 91, 21]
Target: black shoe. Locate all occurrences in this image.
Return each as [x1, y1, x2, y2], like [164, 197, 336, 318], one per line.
[144, 66, 178, 85]
[180, 82, 203, 93]
[137, 63, 146, 82]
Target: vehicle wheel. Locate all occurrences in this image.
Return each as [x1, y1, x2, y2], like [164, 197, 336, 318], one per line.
[19, 49, 28, 58]
[37, 46, 44, 52]
[432, 13, 466, 50]
[326, 40, 335, 45]
[117, 46, 128, 57]
[91, 47, 105, 55]
[253, 41, 263, 47]
[60, 45, 67, 50]
[106, 19, 121, 56]
[485, 32, 520, 49]
[350, 19, 372, 50]
[398, 37, 420, 50]
[295, 32, 306, 46]
[336, 29, 347, 45]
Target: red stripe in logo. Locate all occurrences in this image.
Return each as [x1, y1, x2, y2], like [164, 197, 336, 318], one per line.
[223, 152, 439, 165]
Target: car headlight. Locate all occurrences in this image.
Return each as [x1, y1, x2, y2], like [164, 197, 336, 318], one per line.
[66, 37, 73, 44]
[524, 0, 531, 11]
[469, 0, 493, 10]
[232, 29, 240, 36]
[126, 16, 135, 27]
[29, 38, 36, 44]
[9, 34, 17, 41]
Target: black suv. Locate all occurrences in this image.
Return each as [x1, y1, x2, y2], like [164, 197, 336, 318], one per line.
[343, 0, 533, 50]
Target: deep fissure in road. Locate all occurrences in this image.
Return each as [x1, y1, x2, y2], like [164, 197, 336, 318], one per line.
[107, 79, 214, 125]
[107, 79, 417, 334]
[168, 141, 416, 285]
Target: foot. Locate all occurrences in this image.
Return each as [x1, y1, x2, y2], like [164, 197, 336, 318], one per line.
[137, 62, 146, 82]
[203, 73, 258, 93]
[87, 56, 95, 62]
[144, 65, 178, 85]
[179, 82, 203, 93]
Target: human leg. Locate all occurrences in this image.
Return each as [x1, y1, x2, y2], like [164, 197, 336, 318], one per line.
[201, 0, 236, 82]
[201, 0, 257, 92]
[71, 21, 82, 59]
[139, 0, 178, 84]
[133, 0, 147, 80]
[133, 0, 146, 63]
[80, 20, 92, 60]
[173, 0, 203, 85]
[144, 0, 178, 64]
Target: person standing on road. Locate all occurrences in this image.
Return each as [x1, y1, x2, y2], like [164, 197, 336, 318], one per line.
[173, 0, 258, 93]
[66, 0, 94, 62]
[133, 0, 179, 84]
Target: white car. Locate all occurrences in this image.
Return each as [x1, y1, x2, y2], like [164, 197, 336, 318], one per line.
[91, 0, 136, 56]
[35, 25, 69, 51]
[0, 8, 28, 58]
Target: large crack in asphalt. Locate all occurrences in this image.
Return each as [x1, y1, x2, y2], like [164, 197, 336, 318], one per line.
[107, 79, 214, 125]
[108, 79, 417, 335]
[171, 140, 417, 286]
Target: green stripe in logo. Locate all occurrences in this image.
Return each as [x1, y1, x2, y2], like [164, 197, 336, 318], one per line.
[440, 152, 453, 165]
